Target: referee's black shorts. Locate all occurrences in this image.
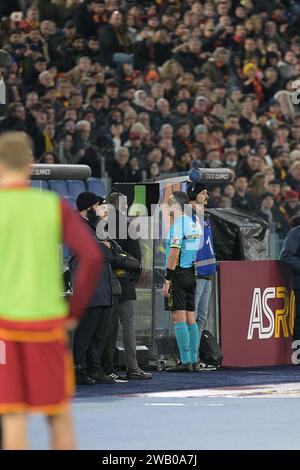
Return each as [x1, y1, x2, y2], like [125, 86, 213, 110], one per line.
[165, 267, 196, 312]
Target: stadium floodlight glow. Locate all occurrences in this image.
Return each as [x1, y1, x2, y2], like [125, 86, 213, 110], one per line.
[30, 164, 92, 180]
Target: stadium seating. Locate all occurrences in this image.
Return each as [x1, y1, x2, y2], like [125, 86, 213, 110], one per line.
[63, 195, 77, 210]
[31, 180, 49, 191]
[66, 180, 87, 199]
[86, 177, 107, 197]
[48, 180, 68, 198]
[31, 178, 107, 205]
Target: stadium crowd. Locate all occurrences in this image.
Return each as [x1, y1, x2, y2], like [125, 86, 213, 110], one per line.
[2, 0, 300, 239]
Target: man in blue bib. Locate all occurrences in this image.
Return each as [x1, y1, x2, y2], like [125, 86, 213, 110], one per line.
[187, 182, 217, 371]
[163, 191, 201, 372]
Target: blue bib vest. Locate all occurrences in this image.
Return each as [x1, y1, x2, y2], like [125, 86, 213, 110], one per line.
[194, 216, 216, 277]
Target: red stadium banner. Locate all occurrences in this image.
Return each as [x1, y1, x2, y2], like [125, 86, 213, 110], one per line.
[219, 261, 295, 367]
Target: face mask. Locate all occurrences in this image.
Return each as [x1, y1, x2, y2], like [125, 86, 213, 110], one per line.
[87, 208, 100, 227]
[96, 205, 103, 217]
[210, 160, 223, 168]
[226, 159, 237, 167]
[97, 203, 109, 219]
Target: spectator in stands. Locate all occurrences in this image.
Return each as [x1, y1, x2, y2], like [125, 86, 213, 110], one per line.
[236, 152, 262, 181]
[173, 37, 203, 74]
[56, 133, 74, 163]
[100, 10, 133, 67]
[68, 56, 92, 87]
[201, 47, 230, 87]
[257, 192, 289, 239]
[128, 157, 143, 183]
[39, 151, 61, 164]
[232, 176, 257, 212]
[75, 0, 103, 39]
[266, 179, 283, 206]
[73, 120, 101, 176]
[286, 162, 300, 192]
[248, 172, 267, 203]
[107, 146, 129, 183]
[160, 155, 174, 175]
[0, 103, 26, 133]
[283, 191, 300, 226]
[151, 98, 171, 134]
[1, 0, 300, 223]
[134, 28, 172, 71]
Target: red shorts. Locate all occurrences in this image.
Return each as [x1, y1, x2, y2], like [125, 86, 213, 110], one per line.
[0, 328, 75, 415]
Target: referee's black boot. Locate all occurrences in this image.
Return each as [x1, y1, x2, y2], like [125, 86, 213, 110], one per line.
[165, 362, 193, 372]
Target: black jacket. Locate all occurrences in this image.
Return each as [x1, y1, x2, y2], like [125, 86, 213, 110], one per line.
[173, 51, 203, 73]
[280, 226, 300, 289]
[232, 192, 257, 213]
[113, 211, 142, 302]
[99, 24, 123, 66]
[69, 218, 114, 307]
[107, 159, 129, 184]
[133, 40, 172, 70]
[78, 147, 101, 178]
[75, 2, 99, 39]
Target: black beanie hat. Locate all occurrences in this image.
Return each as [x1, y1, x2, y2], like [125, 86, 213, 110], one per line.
[76, 192, 106, 212]
[187, 182, 207, 201]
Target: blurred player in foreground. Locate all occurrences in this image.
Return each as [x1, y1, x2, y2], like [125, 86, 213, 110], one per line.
[0, 132, 102, 450]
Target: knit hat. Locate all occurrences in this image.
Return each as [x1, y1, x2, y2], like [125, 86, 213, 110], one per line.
[76, 192, 106, 212]
[194, 124, 208, 135]
[145, 70, 160, 82]
[237, 139, 249, 150]
[243, 63, 257, 75]
[187, 182, 207, 201]
[260, 192, 274, 202]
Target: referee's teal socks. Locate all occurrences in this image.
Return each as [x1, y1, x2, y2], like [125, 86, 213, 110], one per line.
[188, 323, 200, 364]
[175, 322, 190, 364]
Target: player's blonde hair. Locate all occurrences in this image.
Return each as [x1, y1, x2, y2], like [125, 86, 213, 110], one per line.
[0, 132, 33, 170]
